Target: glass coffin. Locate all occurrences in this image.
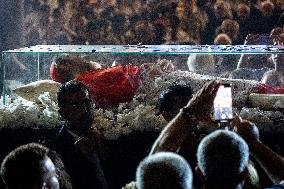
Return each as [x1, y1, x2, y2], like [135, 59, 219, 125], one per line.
[1, 45, 284, 135]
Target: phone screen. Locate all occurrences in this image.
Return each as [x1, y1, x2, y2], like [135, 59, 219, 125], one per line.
[213, 84, 233, 122]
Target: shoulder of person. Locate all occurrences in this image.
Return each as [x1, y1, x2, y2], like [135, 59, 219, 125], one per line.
[265, 181, 284, 189]
[265, 185, 284, 189]
[45, 124, 71, 147]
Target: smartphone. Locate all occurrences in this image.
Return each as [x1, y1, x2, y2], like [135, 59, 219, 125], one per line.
[213, 83, 233, 122]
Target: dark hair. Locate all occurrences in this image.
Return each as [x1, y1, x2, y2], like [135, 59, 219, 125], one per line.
[0, 143, 72, 189]
[196, 0, 210, 8]
[111, 13, 126, 30]
[84, 7, 96, 20]
[1, 143, 48, 189]
[86, 22, 98, 33]
[52, 8, 61, 18]
[159, 85, 193, 113]
[57, 80, 91, 108]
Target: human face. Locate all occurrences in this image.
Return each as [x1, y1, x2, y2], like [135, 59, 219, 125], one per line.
[237, 4, 250, 21]
[41, 157, 59, 189]
[33, 156, 59, 189]
[214, 1, 231, 19]
[60, 89, 94, 131]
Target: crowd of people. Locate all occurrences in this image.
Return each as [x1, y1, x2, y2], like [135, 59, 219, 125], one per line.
[23, 0, 284, 46]
[19, 0, 284, 91]
[0, 79, 283, 189]
[1, 0, 284, 189]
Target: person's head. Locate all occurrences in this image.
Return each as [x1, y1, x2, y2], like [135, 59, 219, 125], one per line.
[271, 0, 284, 11]
[57, 80, 94, 133]
[261, 70, 284, 88]
[196, 0, 212, 8]
[214, 33, 232, 45]
[196, 130, 249, 189]
[220, 19, 240, 42]
[1, 143, 60, 189]
[270, 27, 284, 37]
[236, 3, 250, 21]
[159, 85, 193, 122]
[214, 0, 233, 20]
[136, 152, 193, 189]
[187, 54, 216, 75]
[260, 1, 275, 17]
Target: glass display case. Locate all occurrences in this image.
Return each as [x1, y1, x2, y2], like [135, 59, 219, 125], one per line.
[2, 44, 283, 101]
[1, 45, 284, 135]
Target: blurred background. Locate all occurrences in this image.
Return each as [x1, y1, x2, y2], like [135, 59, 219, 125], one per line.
[0, 0, 284, 51]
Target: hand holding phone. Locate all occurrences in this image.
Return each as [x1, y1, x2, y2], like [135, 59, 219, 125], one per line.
[213, 83, 233, 122]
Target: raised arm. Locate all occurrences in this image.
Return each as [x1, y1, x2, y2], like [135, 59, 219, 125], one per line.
[235, 118, 284, 184]
[149, 80, 219, 155]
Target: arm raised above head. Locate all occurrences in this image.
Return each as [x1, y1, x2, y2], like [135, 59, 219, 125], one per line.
[150, 80, 219, 155]
[235, 118, 284, 184]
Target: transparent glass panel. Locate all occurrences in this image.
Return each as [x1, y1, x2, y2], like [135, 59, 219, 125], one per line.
[1, 45, 284, 134]
[2, 45, 284, 104]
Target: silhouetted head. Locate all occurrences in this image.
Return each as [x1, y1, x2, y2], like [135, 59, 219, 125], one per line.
[197, 130, 249, 189]
[58, 80, 94, 134]
[1, 143, 61, 189]
[136, 152, 193, 189]
[159, 85, 193, 121]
